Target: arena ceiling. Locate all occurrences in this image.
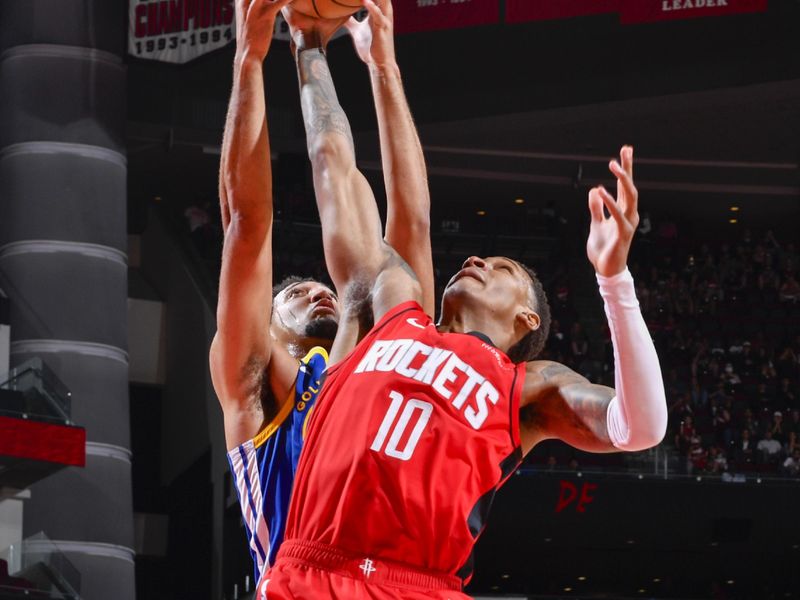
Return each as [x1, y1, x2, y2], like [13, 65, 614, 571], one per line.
[127, 1, 800, 232]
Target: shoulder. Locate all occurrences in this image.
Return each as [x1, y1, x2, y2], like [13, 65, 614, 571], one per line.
[521, 360, 589, 406]
[300, 346, 329, 369]
[524, 360, 583, 385]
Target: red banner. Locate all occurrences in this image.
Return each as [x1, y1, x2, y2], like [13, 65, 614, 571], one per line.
[0, 416, 85, 467]
[506, 0, 618, 24]
[394, 0, 500, 34]
[619, 0, 767, 24]
[129, 0, 235, 64]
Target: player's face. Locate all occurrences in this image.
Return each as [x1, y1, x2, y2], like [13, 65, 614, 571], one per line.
[273, 281, 339, 341]
[442, 256, 533, 320]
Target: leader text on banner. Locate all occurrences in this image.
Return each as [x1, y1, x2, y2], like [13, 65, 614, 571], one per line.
[619, 0, 768, 24]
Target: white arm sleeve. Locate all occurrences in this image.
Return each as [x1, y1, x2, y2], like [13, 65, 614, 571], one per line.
[598, 268, 667, 451]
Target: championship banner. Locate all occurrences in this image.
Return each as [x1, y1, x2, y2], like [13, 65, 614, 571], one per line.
[505, 0, 618, 24]
[619, 0, 767, 24]
[393, 0, 500, 34]
[129, 0, 236, 64]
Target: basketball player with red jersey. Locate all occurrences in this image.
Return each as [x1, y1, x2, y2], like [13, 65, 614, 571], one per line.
[263, 2, 668, 598]
[210, 0, 435, 589]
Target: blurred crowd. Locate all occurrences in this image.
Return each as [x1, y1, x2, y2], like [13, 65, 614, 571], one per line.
[542, 220, 800, 477]
[635, 226, 800, 476]
[179, 194, 800, 477]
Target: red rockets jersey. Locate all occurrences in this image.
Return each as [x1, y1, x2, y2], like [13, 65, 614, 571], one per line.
[283, 301, 526, 583]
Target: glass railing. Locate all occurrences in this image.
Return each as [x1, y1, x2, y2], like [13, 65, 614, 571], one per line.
[0, 533, 81, 599]
[522, 440, 800, 485]
[0, 358, 72, 426]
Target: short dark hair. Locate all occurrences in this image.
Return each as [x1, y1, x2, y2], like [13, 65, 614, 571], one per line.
[273, 275, 317, 299]
[506, 262, 551, 364]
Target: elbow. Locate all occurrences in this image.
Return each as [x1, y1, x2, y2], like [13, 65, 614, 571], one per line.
[632, 421, 668, 451]
[405, 213, 431, 238]
[228, 202, 272, 232]
[308, 136, 353, 173]
[610, 396, 668, 452]
[627, 416, 668, 452]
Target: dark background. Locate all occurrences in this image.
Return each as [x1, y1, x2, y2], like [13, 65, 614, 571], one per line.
[123, 2, 800, 599]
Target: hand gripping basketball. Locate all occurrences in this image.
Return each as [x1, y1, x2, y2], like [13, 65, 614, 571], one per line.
[345, 0, 395, 68]
[235, 0, 293, 59]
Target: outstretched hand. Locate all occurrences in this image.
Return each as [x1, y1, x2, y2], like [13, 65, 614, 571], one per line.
[586, 146, 640, 277]
[345, 0, 396, 68]
[235, 0, 293, 60]
[282, 5, 350, 54]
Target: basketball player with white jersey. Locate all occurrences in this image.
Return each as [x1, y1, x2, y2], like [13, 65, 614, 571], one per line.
[262, 2, 668, 598]
[210, 0, 434, 588]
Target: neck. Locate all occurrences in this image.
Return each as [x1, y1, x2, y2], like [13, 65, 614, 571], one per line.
[273, 326, 333, 360]
[436, 303, 515, 355]
[285, 336, 333, 360]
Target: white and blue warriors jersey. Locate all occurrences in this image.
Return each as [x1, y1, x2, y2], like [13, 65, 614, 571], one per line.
[227, 347, 327, 586]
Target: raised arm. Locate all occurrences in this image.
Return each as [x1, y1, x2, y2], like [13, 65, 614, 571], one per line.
[210, 0, 297, 450]
[520, 361, 616, 453]
[345, 0, 435, 317]
[519, 147, 667, 454]
[284, 10, 421, 335]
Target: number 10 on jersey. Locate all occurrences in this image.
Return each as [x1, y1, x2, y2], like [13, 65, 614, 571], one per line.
[370, 391, 433, 461]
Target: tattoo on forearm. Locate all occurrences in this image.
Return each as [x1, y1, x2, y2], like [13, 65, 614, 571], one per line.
[297, 50, 355, 153]
[522, 362, 615, 448]
[561, 386, 615, 444]
[539, 362, 575, 383]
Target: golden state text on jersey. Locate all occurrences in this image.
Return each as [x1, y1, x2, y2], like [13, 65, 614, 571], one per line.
[227, 347, 327, 585]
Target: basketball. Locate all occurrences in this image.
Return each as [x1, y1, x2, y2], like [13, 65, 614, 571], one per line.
[291, 0, 362, 19]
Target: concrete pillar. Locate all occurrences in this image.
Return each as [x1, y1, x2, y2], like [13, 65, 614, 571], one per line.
[0, 1, 134, 598]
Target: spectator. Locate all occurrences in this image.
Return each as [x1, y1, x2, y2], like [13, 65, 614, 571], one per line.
[665, 368, 689, 400]
[569, 322, 589, 363]
[637, 211, 652, 237]
[782, 448, 800, 476]
[184, 200, 211, 234]
[779, 274, 800, 303]
[740, 408, 759, 438]
[756, 430, 782, 464]
[777, 379, 797, 410]
[708, 382, 728, 407]
[675, 416, 696, 456]
[669, 392, 694, 421]
[788, 409, 800, 437]
[733, 429, 755, 470]
[547, 319, 570, 363]
[754, 384, 774, 415]
[688, 436, 707, 473]
[706, 446, 728, 474]
[776, 347, 798, 380]
[713, 399, 733, 446]
[738, 342, 757, 380]
[689, 377, 708, 411]
[785, 431, 797, 457]
[770, 411, 786, 443]
[551, 285, 578, 329]
[721, 363, 741, 387]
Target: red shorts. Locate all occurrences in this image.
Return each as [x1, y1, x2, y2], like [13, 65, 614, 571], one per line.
[260, 540, 472, 600]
